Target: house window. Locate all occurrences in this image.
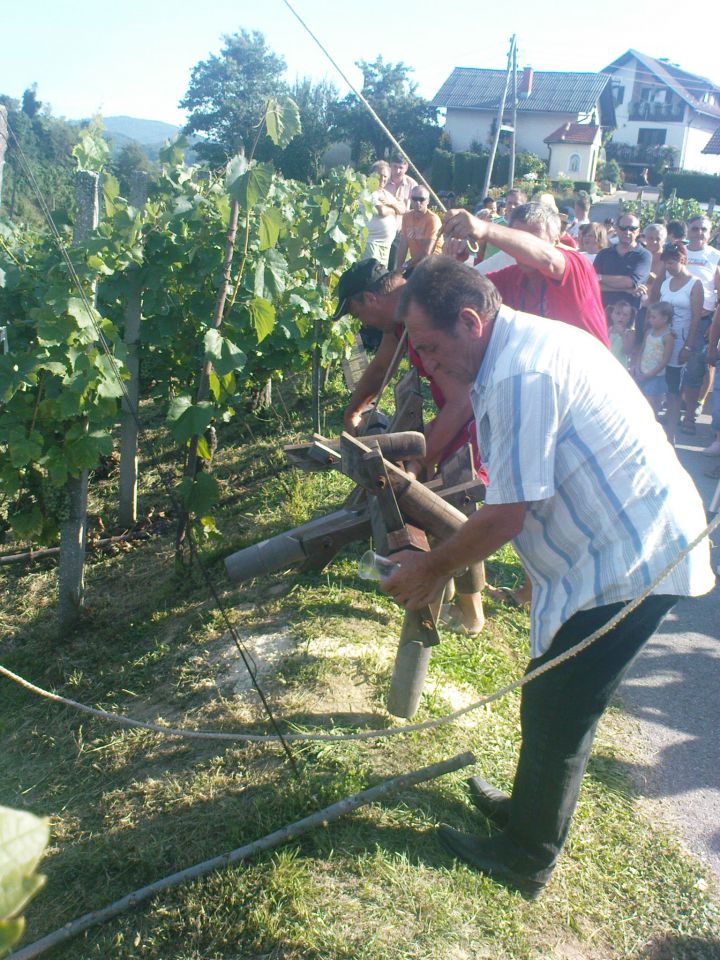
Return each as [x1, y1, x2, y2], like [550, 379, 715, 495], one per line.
[637, 128, 666, 147]
[568, 154, 581, 173]
[613, 83, 625, 106]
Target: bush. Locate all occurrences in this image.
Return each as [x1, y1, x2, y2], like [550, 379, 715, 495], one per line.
[572, 180, 594, 193]
[430, 149, 454, 192]
[662, 171, 720, 203]
[515, 150, 547, 179]
[597, 159, 623, 186]
[618, 197, 720, 231]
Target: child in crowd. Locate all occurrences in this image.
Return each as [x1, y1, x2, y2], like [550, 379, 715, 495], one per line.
[635, 302, 675, 415]
[606, 299, 636, 367]
[578, 222, 608, 262]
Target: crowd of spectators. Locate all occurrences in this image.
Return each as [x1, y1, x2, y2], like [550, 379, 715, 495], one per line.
[358, 165, 720, 461]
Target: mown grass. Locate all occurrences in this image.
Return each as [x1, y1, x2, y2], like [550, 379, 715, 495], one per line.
[1, 377, 719, 960]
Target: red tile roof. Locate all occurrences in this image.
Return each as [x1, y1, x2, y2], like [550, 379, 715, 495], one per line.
[544, 123, 600, 145]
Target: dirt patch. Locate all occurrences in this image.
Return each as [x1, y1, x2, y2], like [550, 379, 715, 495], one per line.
[210, 626, 297, 696]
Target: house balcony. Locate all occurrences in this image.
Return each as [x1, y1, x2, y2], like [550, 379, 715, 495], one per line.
[628, 102, 685, 123]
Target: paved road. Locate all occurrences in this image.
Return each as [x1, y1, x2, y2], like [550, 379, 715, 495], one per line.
[618, 413, 720, 885]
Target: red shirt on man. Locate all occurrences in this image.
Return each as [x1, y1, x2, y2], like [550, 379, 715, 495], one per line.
[489, 248, 610, 347]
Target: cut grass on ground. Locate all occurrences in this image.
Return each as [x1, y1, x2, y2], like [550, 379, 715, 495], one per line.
[1, 384, 719, 960]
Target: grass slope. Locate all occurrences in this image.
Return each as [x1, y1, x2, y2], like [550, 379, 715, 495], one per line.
[1, 380, 718, 960]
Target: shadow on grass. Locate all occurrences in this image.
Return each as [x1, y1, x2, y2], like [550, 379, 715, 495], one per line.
[636, 933, 720, 959]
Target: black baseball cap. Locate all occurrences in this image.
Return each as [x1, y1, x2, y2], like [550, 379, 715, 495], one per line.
[331, 259, 390, 320]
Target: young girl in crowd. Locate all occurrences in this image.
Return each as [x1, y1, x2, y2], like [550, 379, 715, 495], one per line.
[649, 242, 703, 443]
[635, 302, 675, 414]
[606, 299, 636, 367]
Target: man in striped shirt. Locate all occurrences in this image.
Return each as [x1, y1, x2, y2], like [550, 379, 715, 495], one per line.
[381, 257, 714, 899]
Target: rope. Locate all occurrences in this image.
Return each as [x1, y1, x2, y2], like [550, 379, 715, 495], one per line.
[2, 510, 717, 744]
[280, 0, 445, 213]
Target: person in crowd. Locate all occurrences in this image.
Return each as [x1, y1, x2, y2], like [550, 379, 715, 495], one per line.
[648, 243, 703, 444]
[384, 153, 418, 264]
[394, 187, 443, 272]
[475, 196, 497, 216]
[477, 188, 528, 262]
[666, 220, 687, 245]
[443, 202, 609, 608]
[593, 213, 652, 311]
[577, 222, 608, 263]
[607, 299, 636, 367]
[446, 203, 609, 347]
[703, 302, 720, 460]
[560, 208, 578, 246]
[379, 256, 714, 899]
[633, 221, 667, 345]
[362, 161, 406, 267]
[635, 301, 674, 414]
[604, 217, 617, 243]
[678, 215, 720, 433]
[385, 153, 417, 228]
[332, 259, 486, 633]
[569, 192, 591, 239]
[643, 222, 668, 280]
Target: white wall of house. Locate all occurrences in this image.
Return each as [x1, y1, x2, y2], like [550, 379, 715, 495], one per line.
[612, 117, 687, 155]
[547, 140, 600, 181]
[606, 56, 720, 172]
[683, 122, 720, 175]
[445, 109, 577, 158]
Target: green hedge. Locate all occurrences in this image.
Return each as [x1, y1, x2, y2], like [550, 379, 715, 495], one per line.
[662, 172, 720, 203]
[431, 148, 512, 194]
[572, 181, 594, 193]
[430, 149, 454, 192]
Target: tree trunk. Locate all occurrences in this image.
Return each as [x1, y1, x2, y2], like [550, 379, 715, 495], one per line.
[118, 172, 148, 527]
[58, 171, 98, 636]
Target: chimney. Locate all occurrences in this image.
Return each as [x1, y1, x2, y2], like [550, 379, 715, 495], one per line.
[519, 67, 534, 99]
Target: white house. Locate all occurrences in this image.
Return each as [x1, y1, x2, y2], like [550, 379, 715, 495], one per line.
[431, 67, 615, 168]
[602, 50, 720, 175]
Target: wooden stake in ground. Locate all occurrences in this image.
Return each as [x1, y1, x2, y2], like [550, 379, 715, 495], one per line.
[57, 171, 98, 635]
[176, 197, 240, 558]
[118, 171, 148, 528]
[8, 752, 475, 960]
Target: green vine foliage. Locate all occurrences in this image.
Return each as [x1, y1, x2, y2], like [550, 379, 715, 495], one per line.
[0, 805, 49, 957]
[0, 99, 373, 544]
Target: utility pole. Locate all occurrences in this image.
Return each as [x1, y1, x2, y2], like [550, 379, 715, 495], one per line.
[481, 34, 516, 199]
[508, 40, 518, 189]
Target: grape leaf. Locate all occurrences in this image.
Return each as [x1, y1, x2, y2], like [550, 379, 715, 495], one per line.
[248, 298, 276, 343]
[265, 96, 302, 148]
[259, 208, 284, 251]
[229, 162, 274, 209]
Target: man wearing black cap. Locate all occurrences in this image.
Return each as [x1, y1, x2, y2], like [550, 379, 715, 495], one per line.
[333, 260, 481, 475]
[333, 258, 487, 633]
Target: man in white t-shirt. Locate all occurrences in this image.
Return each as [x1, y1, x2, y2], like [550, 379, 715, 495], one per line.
[680, 215, 720, 434]
[381, 257, 714, 899]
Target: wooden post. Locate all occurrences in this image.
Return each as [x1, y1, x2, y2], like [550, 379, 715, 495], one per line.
[58, 171, 98, 635]
[118, 172, 147, 527]
[0, 105, 7, 207]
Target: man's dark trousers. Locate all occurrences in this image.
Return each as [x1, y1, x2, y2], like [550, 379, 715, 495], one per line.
[497, 594, 678, 882]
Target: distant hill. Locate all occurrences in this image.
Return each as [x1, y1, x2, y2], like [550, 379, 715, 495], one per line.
[103, 116, 180, 145]
[98, 116, 182, 160]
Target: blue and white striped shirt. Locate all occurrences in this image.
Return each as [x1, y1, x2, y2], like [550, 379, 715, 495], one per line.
[471, 306, 715, 657]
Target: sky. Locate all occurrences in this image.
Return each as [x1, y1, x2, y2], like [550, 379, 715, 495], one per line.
[1, 0, 717, 128]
